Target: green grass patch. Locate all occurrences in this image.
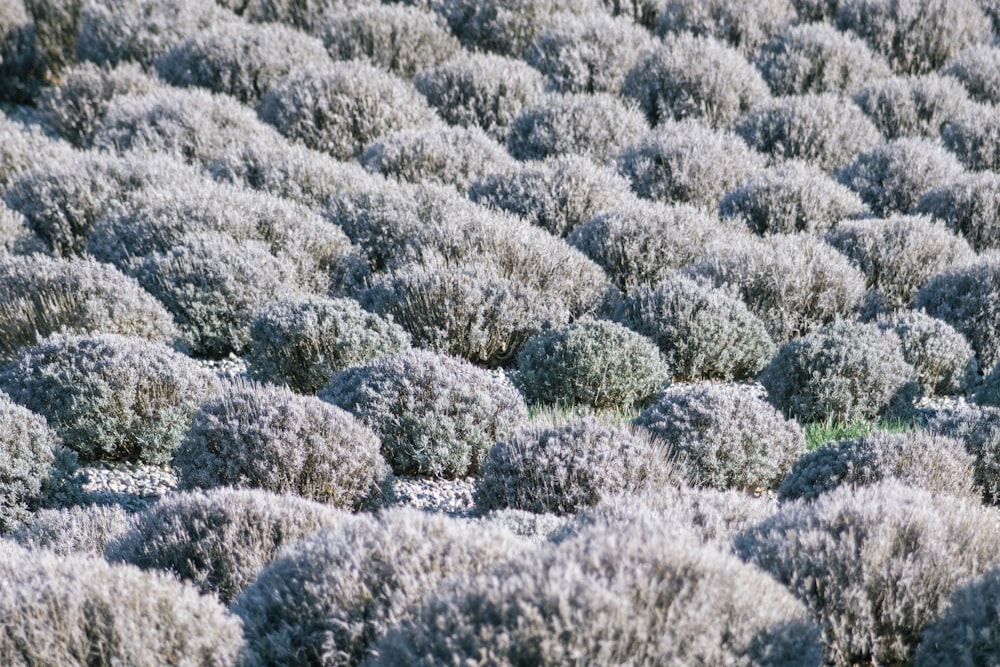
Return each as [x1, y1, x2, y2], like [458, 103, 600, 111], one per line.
[804, 414, 919, 450]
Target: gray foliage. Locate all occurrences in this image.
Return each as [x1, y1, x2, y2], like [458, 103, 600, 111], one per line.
[852, 73, 984, 140]
[653, 0, 796, 56]
[0, 110, 73, 189]
[944, 44, 1000, 106]
[8, 503, 136, 556]
[941, 107, 1000, 173]
[915, 171, 1000, 252]
[915, 563, 1000, 666]
[0, 390, 63, 532]
[876, 310, 978, 397]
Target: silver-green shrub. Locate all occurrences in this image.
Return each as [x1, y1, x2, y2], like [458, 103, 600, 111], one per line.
[836, 137, 966, 217]
[0, 0, 43, 104]
[733, 93, 882, 173]
[619, 273, 776, 382]
[719, 160, 869, 235]
[915, 563, 1000, 666]
[8, 503, 135, 556]
[247, 294, 410, 394]
[620, 32, 771, 128]
[754, 22, 891, 96]
[174, 378, 392, 509]
[941, 107, 1000, 173]
[413, 51, 545, 142]
[515, 317, 670, 410]
[852, 73, 983, 140]
[506, 91, 648, 163]
[736, 481, 1000, 666]
[0, 200, 43, 255]
[468, 154, 635, 237]
[825, 214, 976, 312]
[22, 0, 84, 77]
[1, 333, 220, 464]
[685, 233, 867, 342]
[0, 540, 245, 666]
[944, 44, 1000, 106]
[0, 109, 73, 188]
[221, 0, 372, 33]
[432, 0, 591, 56]
[778, 430, 978, 502]
[232, 508, 531, 666]
[106, 488, 352, 604]
[474, 414, 680, 515]
[369, 517, 821, 666]
[617, 119, 767, 209]
[320, 4, 458, 78]
[523, 11, 653, 94]
[634, 382, 805, 491]
[0, 253, 179, 360]
[0, 390, 64, 532]
[976, 364, 1000, 408]
[759, 319, 919, 422]
[876, 310, 978, 397]
[653, 0, 795, 57]
[320, 348, 529, 477]
[915, 172, 1000, 252]
[926, 405, 1000, 504]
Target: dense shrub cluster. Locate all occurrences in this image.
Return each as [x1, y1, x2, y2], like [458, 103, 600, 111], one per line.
[0, 333, 220, 464]
[232, 508, 530, 666]
[258, 62, 438, 160]
[736, 482, 1000, 666]
[474, 414, 680, 515]
[653, 0, 796, 56]
[733, 93, 882, 173]
[0, 540, 244, 665]
[759, 320, 919, 423]
[941, 108, 1000, 173]
[685, 233, 867, 342]
[633, 382, 806, 491]
[0, 200, 43, 255]
[719, 160, 869, 235]
[915, 172, 1000, 252]
[515, 318, 670, 411]
[852, 74, 982, 140]
[620, 32, 771, 128]
[876, 310, 978, 397]
[0, 110, 72, 188]
[8, 503, 136, 556]
[944, 45, 1000, 106]
[618, 273, 776, 382]
[779, 430, 978, 502]
[915, 563, 1000, 666]
[370, 515, 821, 666]
[320, 348, 528, 477]
[221, 0, 364, 33]
[432, 0, 587, 57]
[506, 91, 648, 163]
[0, 253, 178, 359]
[754, 22, 891, 96]
[523, 11, 653, 94]
[0, 0, 43, 104]
[320, 4, 459, 78]
[468, 155, 635, 238]
[617, 119, 767, 209]
[413, 51, 545, 142]
[836, 137, 966, 217]
[825, 215, 975, 312]
[925, 405, 1000, 504]
[106, 488, 350, 603]
[247, 294, 410, 394]
[0, 390, 64, 532]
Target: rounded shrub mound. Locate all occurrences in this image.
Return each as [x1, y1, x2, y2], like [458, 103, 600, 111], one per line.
[836, 137, 966, 217]
[173, 378, 393, 510]
[523, 11, 653, 94]
[778, 430, 979, 502]
[620, 32, 771, 129]
[232, 508, 531, 667]
[825, 214, 976, 312]
[474, 414, 681, 516]
[733, 93, 882, 173]
[833, 0, 992, 75]
[153, 20, 331, 107]
[106, 488, 352, 604]
[0, 333, 220, 465]
[567, 200, 731, 292]
[925, 405, 1000, 504]
[320, 348, 528, 478]
[369, 517, 822, 666]
[915, 563, 1000, 666]
[0, 0, 43, 104]
[320, 4, 459, 79]
[876, 310, 978, 397]
[358, 123, 515, 191]
[361, 259, 562, 368]
[684, 233, 867, 342]
[914, 255, 1000, 371]
[719, 160, 869, 235]
[618, 273, 776, 382]
[941, 108, 1000, 173]
[915, 172, 1000, 252]
[0, 390, 64, 532]
[8, 504, 136, 556]
[754, 22, 891, 96]
[759, 319, 919, 423]
[432, 0, 588, 57]
[247, 294, 410, 395]
[0, 541, 244, 666]
[222, 0, 372, 33]
[0, 252, 178, 361]
[468, 154, 635, 238]
[653, 0, 796, 57]
[128, 232, 300, 358]
[616, 119, 767, 209]
[735, 481, 1000, 666]
[852, 73, 982, 141]
[506, 91, 648, 163]
[944, 44, 1000, 106]
[515, 317, 670, 411]
[258, 62, 437, 161]
[0, 110, 73, 189]
[0, 200, 43, 255]
[413, 51, 545, 142]
[633, 382, 806, 491]
[975, 364, 1000, 408]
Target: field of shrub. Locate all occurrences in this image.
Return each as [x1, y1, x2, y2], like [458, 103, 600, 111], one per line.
[3, 0, 1000, 663]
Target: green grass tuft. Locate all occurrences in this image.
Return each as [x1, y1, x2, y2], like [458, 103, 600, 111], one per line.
[805, 415, 918, 450]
